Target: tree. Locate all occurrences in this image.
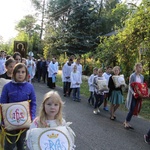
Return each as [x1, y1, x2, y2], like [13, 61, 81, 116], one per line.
[15, 15, 42, 56]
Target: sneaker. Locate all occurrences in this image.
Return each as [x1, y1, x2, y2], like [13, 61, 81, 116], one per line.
[97, 108, 100, 113]
[103, 107, 109, 111]
[93, 109, 98, 115]
[144, 135, 150, 144]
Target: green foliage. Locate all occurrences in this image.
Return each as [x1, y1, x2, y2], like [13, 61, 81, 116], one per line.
[96, 0, 150, 80]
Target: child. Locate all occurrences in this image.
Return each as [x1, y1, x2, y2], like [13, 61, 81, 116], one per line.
[13, 52, 22, 64]
[88, 67, 98, 105]
[70, 65, 82, 102]
[124, 63, 144, 129]
[144, 129, 150, 144]
[93, 68, 105, 114]
[0, 63, 36, 150]
[0, 58, 16, 79]
[103, 66, 112, 111]
[26, 91, 75, 150]
[108, 66, 124, 120]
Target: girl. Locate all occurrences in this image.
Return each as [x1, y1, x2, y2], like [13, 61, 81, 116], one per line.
[0, 63, 36, 150]
[70, 65, 82, 102]
[13, 52, 22, 64]
[0, 58, 16, 79]
[124, 63, 144, 129]
[26, 91, 75, 149]
[108, 66, 124, 120]
[93, 68, 105, 114]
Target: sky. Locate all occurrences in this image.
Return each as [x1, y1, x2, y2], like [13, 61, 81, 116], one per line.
[0, 0, 142, 43]
[0, 0, 34, 42]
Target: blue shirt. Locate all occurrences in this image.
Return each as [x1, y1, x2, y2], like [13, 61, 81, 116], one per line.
[0, 81, 36, 120]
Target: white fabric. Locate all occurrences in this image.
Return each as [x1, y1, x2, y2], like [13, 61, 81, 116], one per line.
[136, 75, 142, 83]
[97, 79, 108, 91]
[103, 72, 111, 93]
[75, 63, 82, 75]
[112, 75, 126, 88]
[88, 74, 96, 92]
[48, 62, 58, 78]
[70, 71, 82, 88]
[0, 58, 6, 75]
[93, 76, 106, 95]
[62, 63, 73, 82]
[1, 101, 31, 131]
[26, 59, 36, 80]
[26, 119, 76, 150]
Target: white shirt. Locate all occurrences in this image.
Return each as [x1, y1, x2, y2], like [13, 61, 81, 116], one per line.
[70, 70, 82, 88]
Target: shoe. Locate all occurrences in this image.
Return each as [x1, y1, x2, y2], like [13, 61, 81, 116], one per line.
[93, 109, 98, 115]
[97, 108, 100, 113]
[103, 107, 109, 111]
[123, 122, 130, 129]
[110, 117, 115, 120]
[64, 94, 66, 97]
[144, 135, 150, 144]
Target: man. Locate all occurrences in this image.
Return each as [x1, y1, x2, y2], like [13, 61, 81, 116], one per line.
[47, 58, 58, 89]
[62, 58, 73, 96]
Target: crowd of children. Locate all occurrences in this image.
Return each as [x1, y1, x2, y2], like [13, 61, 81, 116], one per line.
[0, 50, 150, 149]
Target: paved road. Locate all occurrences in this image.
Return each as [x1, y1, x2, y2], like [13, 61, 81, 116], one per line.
[32, 81, 150, 150]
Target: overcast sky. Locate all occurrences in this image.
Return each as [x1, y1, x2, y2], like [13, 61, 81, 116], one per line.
[0, 0, 34, 42]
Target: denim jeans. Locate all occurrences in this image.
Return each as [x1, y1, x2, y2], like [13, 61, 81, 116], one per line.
[72, 88, 80, 100]
[126, 96, 137, 122]
[4, 130, 27, 150]
[94, 93, 104, 109]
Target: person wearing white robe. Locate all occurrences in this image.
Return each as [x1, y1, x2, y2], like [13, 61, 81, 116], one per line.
[47, 58, 58, 89]
[62, 58, 73, 96]
[70, 65, 82, 102]
[26, 56, 36, 82]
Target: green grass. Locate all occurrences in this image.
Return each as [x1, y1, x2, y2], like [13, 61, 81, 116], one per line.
[56, 74, 150, 120]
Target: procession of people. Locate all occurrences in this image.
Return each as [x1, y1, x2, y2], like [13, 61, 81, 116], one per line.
[0, 50, 150, 150]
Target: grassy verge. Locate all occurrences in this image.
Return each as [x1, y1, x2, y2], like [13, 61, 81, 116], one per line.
[56, 73, 150, 120]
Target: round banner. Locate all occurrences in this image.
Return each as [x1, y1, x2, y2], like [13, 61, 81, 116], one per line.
[38, 129, 70, 150]
[6, 104, 28, 126]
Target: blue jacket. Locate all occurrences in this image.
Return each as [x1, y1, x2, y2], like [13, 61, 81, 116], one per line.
[0, 81, 36, 120]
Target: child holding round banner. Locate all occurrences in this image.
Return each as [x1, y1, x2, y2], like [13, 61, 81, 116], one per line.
[26, 90, 76, 150]
[0, 63, 36, 150]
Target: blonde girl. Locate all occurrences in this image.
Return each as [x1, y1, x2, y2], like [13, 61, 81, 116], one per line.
[27, 91, 75, 150]
[30, 91, 64, 128]
[108, 66, 124, 120]
[124, 63, 144, 129]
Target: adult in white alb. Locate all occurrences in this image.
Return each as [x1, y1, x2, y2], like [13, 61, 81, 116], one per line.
[62, 58, 73, 97]
[47, 58, 58, 89]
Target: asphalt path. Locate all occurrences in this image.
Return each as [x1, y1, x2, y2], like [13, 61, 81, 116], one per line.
[32, 81, 150, 150]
